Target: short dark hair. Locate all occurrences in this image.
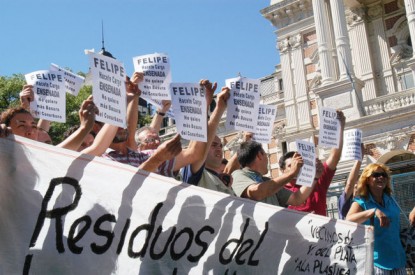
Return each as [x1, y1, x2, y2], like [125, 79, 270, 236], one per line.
[279, 151, 296, 170]
[221, 158, 228, 165]
[237, 141, 263, 168]
[0, 107, 31, 126]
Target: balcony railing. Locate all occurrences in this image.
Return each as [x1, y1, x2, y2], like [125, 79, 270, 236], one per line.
[363, 89, 415, 115]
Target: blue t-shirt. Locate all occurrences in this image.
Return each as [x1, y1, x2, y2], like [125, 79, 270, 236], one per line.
[354, 194, 406, 270]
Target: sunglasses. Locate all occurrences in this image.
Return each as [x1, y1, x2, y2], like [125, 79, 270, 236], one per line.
[371, 172, 388, 178]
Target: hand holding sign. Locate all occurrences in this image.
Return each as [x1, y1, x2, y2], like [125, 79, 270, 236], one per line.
[19, 84, 34, 109]
[295, 140, 316, 187]
[126, 73, 143, 99]
[200, 79, 217, 108]
[341, 129, 363, 161]
[289, 152, 304, 177]
[216, 87, 231, 112]
[79, 96, 99, 132]
[318, 107, 342, 148]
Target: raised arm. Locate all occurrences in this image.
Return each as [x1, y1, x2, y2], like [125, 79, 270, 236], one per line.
[19, 84, 52, 133]
[150, 100, 171, 133]
[174, 81, 226, 173]
[326, 110, 346, 170]
[286, 180, 318, 206]
[245, 153, 303, 201]
[223, 132, 253, 175]
[19, 85, 34, 110]
[138, 134, 182, 173]
[126, 72, 143, 150]
[57, 96, 98, 151]
[344, 159, 362, 200]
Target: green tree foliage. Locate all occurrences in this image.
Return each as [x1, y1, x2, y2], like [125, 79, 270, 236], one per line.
[0, 74, 26, 112]
[1, 72, 151, 145]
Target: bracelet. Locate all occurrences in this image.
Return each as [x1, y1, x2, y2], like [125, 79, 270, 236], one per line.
[156, 111, 166, 117]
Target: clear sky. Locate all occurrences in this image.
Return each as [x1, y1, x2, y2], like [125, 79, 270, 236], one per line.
[1, 0, 280, 88]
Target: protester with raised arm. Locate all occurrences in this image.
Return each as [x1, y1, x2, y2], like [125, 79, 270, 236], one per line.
[338, 143, 365, 219]
[232, 141, 318, 207]
[180, 80, 235, 195]
[282, 110, 346, 216]
[83, 74, 212, 177]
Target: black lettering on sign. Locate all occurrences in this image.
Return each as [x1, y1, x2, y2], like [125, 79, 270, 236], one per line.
[29, 177, 81, 251]
[68, 215, 92, 254]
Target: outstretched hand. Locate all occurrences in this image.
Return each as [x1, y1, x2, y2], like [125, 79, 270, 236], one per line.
[79, 95, 99, 131]
[20, 85, 34, 109]
[152, 134, 182, 163]
[126, 72, 143, 98]
[216, 87, 230, 112]
[200, 79, 217, 107]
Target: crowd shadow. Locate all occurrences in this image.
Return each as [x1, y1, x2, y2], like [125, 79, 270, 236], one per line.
[0, 138, 367, 274]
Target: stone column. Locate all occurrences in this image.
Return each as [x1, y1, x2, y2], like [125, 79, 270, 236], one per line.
[346, 7, 378, 100]
[289, 34, 313, 130]
[405, 0, 415, 58]
[312, 0, 335, 85]
[368, 4, 397, 95]
[278, 38, 298, 133]
[330, 0, 354, 81]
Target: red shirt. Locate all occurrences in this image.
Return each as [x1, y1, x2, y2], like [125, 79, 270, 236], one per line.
[285, 162, 335, 216]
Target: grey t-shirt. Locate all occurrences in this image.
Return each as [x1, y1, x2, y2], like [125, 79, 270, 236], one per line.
[232, 167, 292, 207]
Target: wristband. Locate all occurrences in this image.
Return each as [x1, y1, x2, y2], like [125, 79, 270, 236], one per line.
[156, 111, 166, 117]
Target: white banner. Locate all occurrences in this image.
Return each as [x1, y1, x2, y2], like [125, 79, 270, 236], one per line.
[133, 53, 172, 101]
[225, 77, 260, 132]
[318, 107, 340, 148]
[50, 63, 85, 96]
[25, 70, 66, 123]
[295, 140, 317, 187]
[88, 52, 127, 128]
[171, 83, 207, 142]
[254, 104, 277, 144]
[0, 136, 373, 274]
[341, 129, 363, 161]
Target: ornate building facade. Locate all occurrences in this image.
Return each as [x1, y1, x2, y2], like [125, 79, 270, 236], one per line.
[160, 0, 415, 217]
[220, 0, 415, 217]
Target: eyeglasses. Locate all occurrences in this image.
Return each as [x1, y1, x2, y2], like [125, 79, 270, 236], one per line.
[144, 137, 160, 143]
[371, 172, 388, 178]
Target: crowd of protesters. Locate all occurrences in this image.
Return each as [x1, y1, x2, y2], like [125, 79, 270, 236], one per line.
[1, 69, 415, 274]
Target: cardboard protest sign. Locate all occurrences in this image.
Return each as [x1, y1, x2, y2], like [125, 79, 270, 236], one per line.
[318, 107, 340, 148]
[50, 63, 85, 96]
[171, 83, 207, 142]
[0, 136, 374, 275]
[88, 52, 127, 128]
[341, 129, 363, 161]
[254, 104, 277, 143]
[295, 140, 317, 187]
[133, 53, 172, 101]
[25, 70, 66, 123]
[225, 77, 260, 132]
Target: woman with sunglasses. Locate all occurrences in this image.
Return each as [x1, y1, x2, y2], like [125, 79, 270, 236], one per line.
[346, 163, 406, 274]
